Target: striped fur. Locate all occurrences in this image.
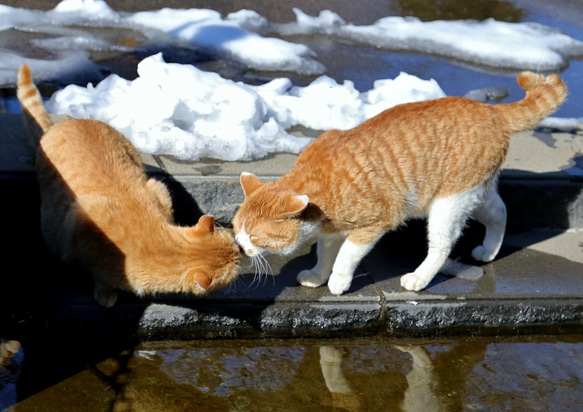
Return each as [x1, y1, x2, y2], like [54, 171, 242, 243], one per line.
[17, 65, 52, 150]
[233, 71, 567, 294]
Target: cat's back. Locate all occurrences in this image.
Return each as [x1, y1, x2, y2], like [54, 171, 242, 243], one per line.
[39, 118, 145, 190]
[37, 118, 172, 257]
[285, 96, 509, 222]
[322, 96, 500, 149]
[292, 96, 504, 184]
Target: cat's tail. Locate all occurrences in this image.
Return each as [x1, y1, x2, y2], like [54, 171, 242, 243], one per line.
[498, 71, 567, 133]
[17, 64, 53, 149]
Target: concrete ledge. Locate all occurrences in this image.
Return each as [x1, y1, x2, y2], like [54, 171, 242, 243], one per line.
[10, 228, 576, 341]
[385, 299, 583, 338]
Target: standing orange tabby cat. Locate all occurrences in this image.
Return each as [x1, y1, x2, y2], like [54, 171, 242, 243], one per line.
[233, 72, 567, 295]
[17, 64, 240, 307]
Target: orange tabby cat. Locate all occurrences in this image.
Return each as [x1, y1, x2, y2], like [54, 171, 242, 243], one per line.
[233, 72, 567, 295]
[17, 64, 240, 307]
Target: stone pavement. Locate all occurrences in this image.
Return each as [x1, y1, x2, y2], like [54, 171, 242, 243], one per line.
[0, 113, 582, 341]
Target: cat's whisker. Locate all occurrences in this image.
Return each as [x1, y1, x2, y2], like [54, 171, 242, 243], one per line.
[239, 259, 263, 277]
[248, 273, 262, 289]
[250, 257, 265, 287]
[255, 253, 273, 276]
[257, 255, 274, 283]
[240, 253, 273, 289]
[221, 275, 239, 294]
[245, 272, 263, 290]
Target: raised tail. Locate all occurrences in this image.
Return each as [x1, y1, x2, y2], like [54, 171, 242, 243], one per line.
[17, 64, 53, 149]
[497, 71, 567, 133]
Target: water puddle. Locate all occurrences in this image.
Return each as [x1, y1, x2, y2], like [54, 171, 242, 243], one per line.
[3, 335, 583, 411]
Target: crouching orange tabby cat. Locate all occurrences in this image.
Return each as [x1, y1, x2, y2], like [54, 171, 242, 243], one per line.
[17, 64, 240, 307]
[233, 72, 567, 295]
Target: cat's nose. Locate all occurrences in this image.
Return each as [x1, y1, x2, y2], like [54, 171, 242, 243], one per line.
[235, 237, 257, 256]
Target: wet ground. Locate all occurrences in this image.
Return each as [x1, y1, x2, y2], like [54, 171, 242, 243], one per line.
[3, 335, 583, 411]
[1, 0, 583, 410]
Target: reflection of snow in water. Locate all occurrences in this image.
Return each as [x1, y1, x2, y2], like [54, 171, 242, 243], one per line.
[4, 0, 583, 160]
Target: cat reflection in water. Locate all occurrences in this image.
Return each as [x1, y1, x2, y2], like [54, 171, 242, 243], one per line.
[17, 64, 241, 307]
[233, 72, 567, 294]
[0, 340, 21, 370]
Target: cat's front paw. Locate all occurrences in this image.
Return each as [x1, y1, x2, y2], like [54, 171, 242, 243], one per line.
[297, 269, 327, 288]
[400, 272, 431, 291]
[94, 288, 118, 308]
[471, 245, 496, 262]
[327, 273, 351, 295]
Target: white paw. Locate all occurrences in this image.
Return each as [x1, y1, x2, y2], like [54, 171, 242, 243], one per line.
[297, 269, 327, 288]
[400, 272, 431, 291]
[94, 288, 117, 308]
[319, 346, 342, 362]
[471, 245, 496, 262]
[327, 273, 351, 295]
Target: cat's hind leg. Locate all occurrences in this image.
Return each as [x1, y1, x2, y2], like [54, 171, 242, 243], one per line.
[401, 188, 482, 291]
[93, 282, 118, 308]
[471, 185, 507, 262]
[297, 234, 344, 288]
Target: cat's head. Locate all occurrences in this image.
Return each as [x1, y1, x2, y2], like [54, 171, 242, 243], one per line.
[232, 172, 309, 257]
[181, 215, 241, 293]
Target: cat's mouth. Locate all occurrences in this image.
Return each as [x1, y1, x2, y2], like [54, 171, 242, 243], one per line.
[236, 243, 258, 257]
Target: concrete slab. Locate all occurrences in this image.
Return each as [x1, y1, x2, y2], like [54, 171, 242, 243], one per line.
[504, 229, 583, 264]
[360, 226, 583, 298]
[158, 152, 297, 179]
[503, 130, 583, 178]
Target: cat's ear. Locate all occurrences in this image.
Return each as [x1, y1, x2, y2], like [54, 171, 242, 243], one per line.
[240, 172, 264, 197]
[194, 215, 215, 234]
[282, 194, 309, 217]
